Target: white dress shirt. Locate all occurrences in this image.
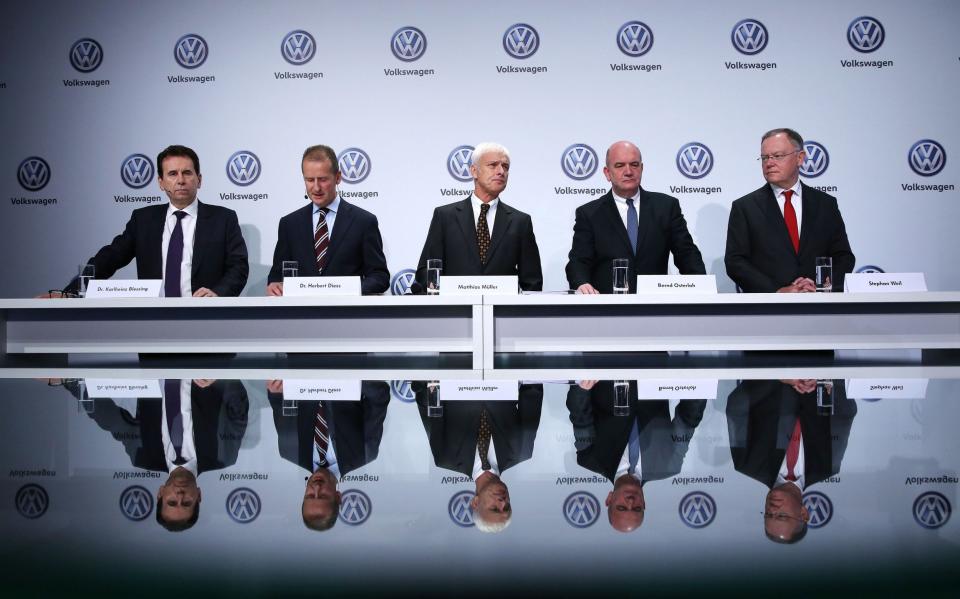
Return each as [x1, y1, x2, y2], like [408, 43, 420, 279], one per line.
[611, 188, 642, 233]
[776, 430, 806, 491]
[161, 379, 198, 476]
[160, 200, 199, 297]
[471, 194, 499, 236]
[312, 194, 341, 238]
[770, 180, 803, 235]
[472, 433, 501, 479]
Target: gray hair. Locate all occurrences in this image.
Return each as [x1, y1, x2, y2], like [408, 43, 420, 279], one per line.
[471, 504, 512, 534]
[470, 142, 511, 166]
[761, 128, 803, 150]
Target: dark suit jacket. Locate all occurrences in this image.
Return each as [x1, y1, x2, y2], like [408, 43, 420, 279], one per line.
[415, 198, 543, 292]
[725, 183, 855, 292]
[267, 200, 390, 295]
[67, 201, 249, 296]
[566, 189, 706, 293]
[415, 383, 544, 477]
[267, 381, 390, 476]
[726, 379, 856, 488]
[567, 382, 706, 483]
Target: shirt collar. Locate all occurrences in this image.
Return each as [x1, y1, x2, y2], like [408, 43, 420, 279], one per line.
[770, 179, 802, 201]
[612, 187, 642, 204]
[167, 199, 199, 218]
[472, 193, 499, 211]
[314, 195, 341, 215]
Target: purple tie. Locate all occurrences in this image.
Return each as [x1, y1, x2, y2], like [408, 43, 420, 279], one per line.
[165, 210, 187, 297]
[164, 379, 186, 465]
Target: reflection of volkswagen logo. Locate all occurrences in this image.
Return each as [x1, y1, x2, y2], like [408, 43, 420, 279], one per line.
[503, 23, 539, 59]
[676, 142, 714, 179]
[847, 17, 885, 53]
[119, 485, 154, 521]
[908, 140, 946, 177]
[911, 398, 924, 425]
[731, 19, 768, 55]
[226, 487, 261, 523]
[803, 491, 833, 528]
[447, 145, 475, 182]
[800, 141, 829, 178]
[339, 489, 372, 525]
[390, 269, 416, 296]
[561, 144, 598, 180]
[856, 265, 885, 274]
[70, 38, 103, 73]
[281, 30, 316, 65]
[338, 148, 371, 184]
[679, 491, 716, 528]
[913, 491, 951, 529]
[121, 154, 155, 189]
[18, 157, 51, 192]
[175, 34, 208, 69]
[390, 380, 415, 403]
[617, 21, 654, 57]
[16, 484, 49, 519]
[226, 150, 261, 186]
[449, 491, 475, 527]
[563, 491, 600, 528]
[391, 26, 427, 62]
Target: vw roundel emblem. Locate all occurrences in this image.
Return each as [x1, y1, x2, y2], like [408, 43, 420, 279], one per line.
[563, 491, 600, 528]
[847, 16, 885, 53]
[121, 154, 155, 189]
[447, 145, 475, 182]
[226, 150, 261, 186]
[856, 265, 885, 274]
[800, 141, 829, 178]
[908, 139, 946, 177]
[731, 19, 768, 55]
[390, 380, 416, 403]
[339, 489, 372, 525]
[676, 142, 714, 179]
[15, 484, 49, 519]
[18, 157, 51, 192]
[617, 21, 654, 57]
[802, 491, 833, 528]
[338, 148, 371, 184]
[913, 491, 951, 529]
[910, 397, 924, 425]
[175, 33, 208, 69]
[70, 38, 103, 73]
[390, 269, 417, 296]
[561, 144, 598, 180]
[449, 490, 475, 527]
[281, 30, 316, 65]
[503, 23, 540, 59]
[391, 26, 427, 62]
[679, 491, 716, 528]
[119, 485, 154, 521]
[226, 487, 261, 523]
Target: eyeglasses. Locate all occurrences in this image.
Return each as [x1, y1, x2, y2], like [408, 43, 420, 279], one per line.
[47, 289, 79, 299]
[757, 150, 800, 162]
[762, 510, 805, 523]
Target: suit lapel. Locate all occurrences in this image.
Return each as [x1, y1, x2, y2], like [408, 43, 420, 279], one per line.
[324, 199, 355, 270]
[190, 201, 209, 285]
[797, 183, 819, 257]
[147, 205, 167, 279]
[635, 189, 654, 257]
[454, 199, 483, 269]
[758, 186, 798, 256]
[599, 193, 634, 255]
[486, 200, 513, 266]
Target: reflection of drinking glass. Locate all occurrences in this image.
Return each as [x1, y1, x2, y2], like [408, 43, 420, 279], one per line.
[816, 257, 833, 292]
[282, 261, 299, 278]
[426, 381, 443, 417]
[612, 259, 630, 294]
[816, 380, 834, 416]
[426, 259, 442, 295]
[78, 264, 95, 297]
[613, 380, 630, 416]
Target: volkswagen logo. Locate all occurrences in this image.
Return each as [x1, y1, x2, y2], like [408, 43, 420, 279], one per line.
[617, 21, 654, 57]
[391, 26, 427, 62]
[226, 487, 261, 523]
[174, 34, 208, 69]
[120, 154, 155, 189]
[447, 145, 475, 182]
[390, 380, 416, 403]
[503, 23, 540, 59]
[449, 490, 475, 527]
[563, 491, 600, 528]
[679, 491, 716, 528]
[15, 484, 49, 519]
[800, 141, 829, 178]
[70, 38, 103, 73]
[390, 268, 416, 296]
[338, 148, 371, 184]
[119, 485, 154, 521]
[281, 30, 316, 65]
[847, 16, 885, 53]
[908, 139, 946, 177]
[226, 150, 261, 186]
[802, 491, 833, 528]
[731, 19, 768, 55]
[339, 489, 372, 525]
[913, 491, 951, 529]
[18, 157, 51, 192]
[856, 265, 885, 274]
[676, 142, 714, 179]
[561, 144, 598, 180]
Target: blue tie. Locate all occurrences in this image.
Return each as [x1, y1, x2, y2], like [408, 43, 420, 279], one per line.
[165, 211, 187, 297]
[626, 198, 639, 255]
[628, 421, 641, 474]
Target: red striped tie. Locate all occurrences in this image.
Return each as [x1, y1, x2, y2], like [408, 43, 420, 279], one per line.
[314, 208, 330, 273]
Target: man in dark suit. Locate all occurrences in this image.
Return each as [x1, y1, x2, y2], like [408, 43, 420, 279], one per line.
[415, 142, 543, 292]
[566, 141, 705, 294]
[266, 145, 389, 296]
[63, 145, 248, 297]
[726, 379, 856, 543]
[725, 128, 855, 293]
[567, 380, 706, 532]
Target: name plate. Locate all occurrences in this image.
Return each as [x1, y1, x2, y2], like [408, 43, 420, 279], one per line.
[282, 380, 360, 401]
[284, 276, 361, 296]
[441, 380, 518, 401]
[845, 379, 929, 399]
[844, 272, 927, 292]
[636, 379, 718, 399]
[84, 279, 161, 298]
[636, 275, 717, 294]
[441, 275, 518, 296]
[85, 378, 162, 398]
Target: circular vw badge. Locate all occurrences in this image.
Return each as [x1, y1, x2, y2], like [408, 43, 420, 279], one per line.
[802, 491, 833, 528]
[561, 144, 598, 181]
[17, 156, 51, 192]
[69, 38, 103, 73]
[16, 484, 49, 519]
[563, 491, 600, 528]
[913, 491, 951, 529]
[339, 489, 372, 525]
[390, 380, 415, 403]
[120, 153, 155, 189]
[447, 145, 475, 182]
[225, 487, 261, 523]
[390, 269, 417, 296]
[908, 139, 946, 177]
[448, 490, 475, 527]
[678, 491, 716, 528]
[800, 141, 829, 178]
[119, 485, 154, 521]
[676, 142, 714, 179]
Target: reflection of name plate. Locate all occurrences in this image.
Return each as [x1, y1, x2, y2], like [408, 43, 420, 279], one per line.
[441, 275, 518, 296]
[284, 276, 361, 296]
[441, 380, 518, 401]
[846, 379, 928, 399]
[85, 378, 162, 398]
[636, 275, 717, 294]
[282, 380, 360, 401]
[844, 272, 926, 292]
[84, 279, 161, 298]
[636, 379, 718, 399]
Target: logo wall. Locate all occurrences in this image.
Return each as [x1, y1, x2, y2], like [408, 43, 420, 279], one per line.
[338, 148, 371, 184]
[617, 22, 654, 57]
[447, 146, 474, 182]
[449, 490, 475, 527]
[802, 491, 833, 528]
[227, 151, 261, 186]
[731, 19, 768, 55]
[18, 157, 51, 191]
[503, 23, 539, 59]
[909, 140, 946, 176]
[175, 34, 208, 69]
[119, 485, 154, 521]
[282, 30, 316, 65]
[563, 491, 600, 528]
[676, 143, 714, 179]
[562, 144, 598, 180]
[847, 17, 885, 53]
[679, 491, 716, 528]
[800, 141, 829, 178]
[70, 38, 103, 72]
[392, 27, 427, 61]
[121, 154, 155, 189]
[226, 487, 261, 523]
[339, 489, 372, 525]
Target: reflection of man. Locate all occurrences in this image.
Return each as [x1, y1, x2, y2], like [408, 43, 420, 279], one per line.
[415, 382, 544, 533]
[267, 145, 389, 296]
[267, 380, 390, 531]
[415, 142, 543, 292]
[566, 141, 705, 294]
[726, 379, 856, 543]
[725, 128, 855, 293]
[567, 381, 706, 532]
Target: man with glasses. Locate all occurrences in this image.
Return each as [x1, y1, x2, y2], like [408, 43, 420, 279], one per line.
[725, 128, 855, 292]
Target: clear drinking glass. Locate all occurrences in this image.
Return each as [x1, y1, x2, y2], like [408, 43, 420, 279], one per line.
[78, 264, 95, 297]
[282, 261, 299, 278]
[816, 257, 833, 292]
[426, 259, 442, 295]
[612, 259, 630, 294]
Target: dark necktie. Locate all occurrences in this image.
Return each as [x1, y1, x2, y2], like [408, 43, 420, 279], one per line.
[785, 418, 801, 481]
[314, 208, 330, 273]
[628, 421, 641, 474]
[783, 190, 800, 254]
[477, 203, 491, 264]
[164, 210, 187, 297]
[626, 198, 639, 255]
[164, 379, 186, 465]
[314, 401, 330, 467]
[477, 409, 492, 471]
